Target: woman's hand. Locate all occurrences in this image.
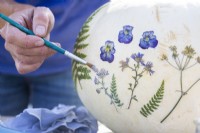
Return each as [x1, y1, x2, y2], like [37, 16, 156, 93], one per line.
[0, 5, 59, 74]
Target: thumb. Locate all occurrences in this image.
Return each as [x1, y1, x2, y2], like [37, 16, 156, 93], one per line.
[32, 7, 55, 37]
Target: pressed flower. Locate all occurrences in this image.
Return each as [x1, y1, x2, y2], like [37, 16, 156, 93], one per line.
[96, 88, 101, 94]
[96, 68, 109, 79]
[119, 58, 130, 71]
[182, 45, 196, 58]
[100, 40, 116, 63]
[94, 77, 100, 85]
[161, 54, 168, 61]
[131, 52, 144, 64]
[169, 46, 177, 52]
[169, 46, 179, 58]
[118, 25, 133, 44]
[143, 61, 154, 75]
[139, 31, 158, 49]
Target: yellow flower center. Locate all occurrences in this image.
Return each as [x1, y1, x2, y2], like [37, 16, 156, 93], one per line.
[145, 37, 149, 42]
[124, 30, 129, 35]
[105, 46, 111, 52]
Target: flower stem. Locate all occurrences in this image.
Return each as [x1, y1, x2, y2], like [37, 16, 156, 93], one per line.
[127, 63, 139, 109]
[175, 57, 181, 69]
[127, 77, 139, 109]
[78, 79, 83, 90]
[183, 57, 190, 69]
[127, 88, 135, 109]
[185, 78, 200, 94]
[166, 60, 179, 70]
[160, 95, 183, 123]
[161, 69, 184, 123]
[180, 70, 183, 92]
[185, 62, 197, 70]
[161, 77, 200, 123]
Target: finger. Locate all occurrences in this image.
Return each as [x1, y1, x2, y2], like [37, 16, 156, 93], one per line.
[34, 42, 58, 58]
[15, 60, 43, 74]
[18, 54, 45, 65]
[1, 10, 33, 40]
[5, 41, 57, 58]
[15, 54, 44, 65]
[5, 44, 44, 65]
[18, 45, 55, 56]
[4, 25, 44, 48]
[32, 7, 55, 37]
[0, 9, 44, 48]
[45, 42, 60, 57]
[7, 51, 41, 74]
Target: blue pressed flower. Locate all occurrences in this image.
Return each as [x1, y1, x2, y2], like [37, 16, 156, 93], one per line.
[96, 68, 109, 79]
[118, 25, 133, 44]
[100, 40, 116, 63]
[143, 61, 154, 75]
[94, 77, 100, 85]
[131, 52, 144, 64]
[139, 31, 158, 49]
[96, 88, 101, 94]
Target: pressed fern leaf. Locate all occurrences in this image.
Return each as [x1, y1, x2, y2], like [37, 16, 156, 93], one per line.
[77, 66, 91, 80]
[75, 44, 89, 50]
[140, 80, 165, 117]
[110, 74, 124, 107]
[73, 51, 87, 59]
[76, 34, 90, 45]
[72, 5, 107, 89]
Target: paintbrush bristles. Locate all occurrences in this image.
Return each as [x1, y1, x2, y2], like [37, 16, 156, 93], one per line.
[86, 63, 98, 72]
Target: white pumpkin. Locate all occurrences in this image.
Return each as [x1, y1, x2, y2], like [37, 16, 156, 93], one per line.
[72, 0, 200, 132]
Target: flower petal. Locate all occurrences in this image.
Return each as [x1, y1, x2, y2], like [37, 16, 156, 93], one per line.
[118, 25, 133, 44]
[149, 39, 158, 48]
[139, 39, 149, 49]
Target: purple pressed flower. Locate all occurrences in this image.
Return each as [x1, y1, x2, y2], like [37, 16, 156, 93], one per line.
[96, 88, 101, 94]
[131, 52, 144, 64]
[94, 77, 100, 85]
[100, 40, 116, 63]
[139, 31, 158, 49]
[96, 68, 109, 79]
[118, 25, 133, 44]
[143, 61, 154, 75]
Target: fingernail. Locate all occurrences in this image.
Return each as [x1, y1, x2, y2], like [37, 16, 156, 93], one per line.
[36, 25, 46, 36]
[35, 40, 44, 46]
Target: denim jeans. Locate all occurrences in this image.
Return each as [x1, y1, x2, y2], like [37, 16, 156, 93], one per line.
[0, 71, 82, 116]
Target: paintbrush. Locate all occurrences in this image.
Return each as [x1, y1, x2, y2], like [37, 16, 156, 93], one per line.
[0, 13, 95, 70]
